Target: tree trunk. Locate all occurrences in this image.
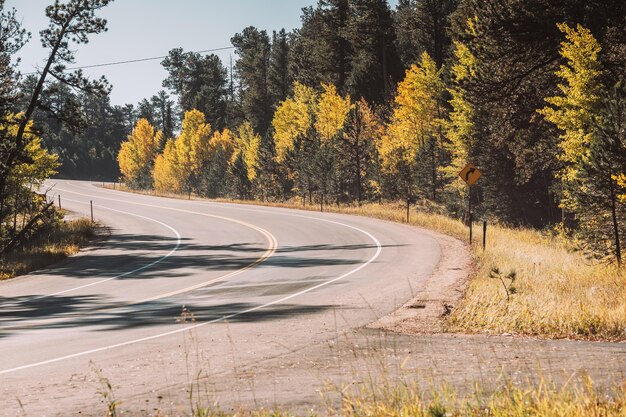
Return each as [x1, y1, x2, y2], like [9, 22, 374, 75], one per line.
[431, 138, 437, 201]
[610, 180, 622, 266]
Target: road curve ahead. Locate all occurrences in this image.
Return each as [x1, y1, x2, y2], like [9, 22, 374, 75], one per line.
[0, 180, 441, 415]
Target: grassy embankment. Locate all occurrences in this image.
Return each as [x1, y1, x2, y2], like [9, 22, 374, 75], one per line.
[0, 216, 96, 280]
[106, 183, 626, 341]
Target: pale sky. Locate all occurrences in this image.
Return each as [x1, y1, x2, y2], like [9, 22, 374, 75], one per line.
[8, 0, 399, 107]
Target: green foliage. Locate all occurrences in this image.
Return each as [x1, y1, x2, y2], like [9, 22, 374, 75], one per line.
[268, 29, 291, 108]
[162, 49, 229, 130]
[394, 0, 457, 68]
[232, 27, 272, 134]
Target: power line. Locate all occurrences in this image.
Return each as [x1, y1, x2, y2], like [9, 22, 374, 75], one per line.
[22, 46, 235, 75]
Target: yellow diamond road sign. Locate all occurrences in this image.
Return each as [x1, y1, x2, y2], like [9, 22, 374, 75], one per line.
[459, 163, 482, 186]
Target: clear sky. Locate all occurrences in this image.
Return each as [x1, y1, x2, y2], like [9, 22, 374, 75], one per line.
[7, 0, 399, 107]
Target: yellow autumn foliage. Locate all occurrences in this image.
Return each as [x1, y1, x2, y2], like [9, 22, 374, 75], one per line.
[442, 40, 477, 194]
[315, 83, 352, 141]
[379, 52, 444, 180]
[0, 114, 59, 187]
[538, 23, 603, 182]
[272, 82, 317, 161]
[153, 138, 180, 193]
[152, 109, 213, 193]
[210, 128, 236, 158]
[233, 122, 261, 181]
[117, 118, 162, 189]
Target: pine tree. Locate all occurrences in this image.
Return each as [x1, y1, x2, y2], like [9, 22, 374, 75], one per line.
[231, 27, 272, 135]
[289, 1, 351, 93]
[268, 29, 291, 109]
[394, 0, 457, 68]
[162, 49, 228, 130]
[339, 98, 382, 203]
[345, 0, 402, 103]
[1, 0, 111, 254]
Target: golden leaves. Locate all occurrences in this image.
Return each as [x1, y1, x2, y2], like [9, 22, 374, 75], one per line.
[538, 23, 603, 181]
[315, 83, 352, 142]
[118, 118, 162, 188]
[272, 82, 317, 162]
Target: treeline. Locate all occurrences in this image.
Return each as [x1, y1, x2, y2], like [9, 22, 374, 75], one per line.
[117, 0, 626, 262]
[8, 0, 624, 262]
[17, 75, 177, 180]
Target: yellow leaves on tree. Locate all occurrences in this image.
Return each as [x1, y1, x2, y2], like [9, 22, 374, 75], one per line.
[2, 114, 59, 187]
[175, 109, 213, 182]
[153, 138, 180, 193]
[379, 52, 444, 180]
[209, 128, 236, 162]
[272, 82, 317, 162]
[233, 122, 261, 181]
[315, 83, 351, 142]
[539, 23, 603, 181]
[442, 40, 477, 193]
[117, 118, 162, 189]
[152, 109, 212, 194]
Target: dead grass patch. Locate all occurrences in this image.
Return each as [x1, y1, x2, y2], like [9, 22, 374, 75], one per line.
[0, 217, 96, 280]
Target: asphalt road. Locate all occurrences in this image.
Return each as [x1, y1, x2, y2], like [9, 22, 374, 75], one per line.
[0, 180, 441, 415]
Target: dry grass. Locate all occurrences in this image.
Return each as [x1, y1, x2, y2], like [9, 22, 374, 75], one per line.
[0, 217, 96, 280]
[103, 377, 626, 417]
[337, 377, 626, 417]
[449, 224, 626, 341]
[106, 183, 626, 340]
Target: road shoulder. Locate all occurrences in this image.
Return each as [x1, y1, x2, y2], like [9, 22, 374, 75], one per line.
[368, 227, 472, 334]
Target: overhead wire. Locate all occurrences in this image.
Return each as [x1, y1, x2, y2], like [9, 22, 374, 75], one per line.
[22, 46, 235, 75]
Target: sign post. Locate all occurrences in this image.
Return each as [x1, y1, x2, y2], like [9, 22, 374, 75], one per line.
[459, 163, 482, 243]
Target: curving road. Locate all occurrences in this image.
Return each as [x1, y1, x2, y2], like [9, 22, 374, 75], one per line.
[0, 180, 441, 415]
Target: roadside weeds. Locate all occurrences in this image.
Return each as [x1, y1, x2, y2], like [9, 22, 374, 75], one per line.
[0, 215, 99, 280]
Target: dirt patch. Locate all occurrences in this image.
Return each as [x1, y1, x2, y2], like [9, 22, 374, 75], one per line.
[368, 228, 472, 334]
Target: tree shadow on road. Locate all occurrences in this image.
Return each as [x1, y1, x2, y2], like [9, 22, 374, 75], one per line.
[29, 232, 398, 280]
[0, 293, 338, 338]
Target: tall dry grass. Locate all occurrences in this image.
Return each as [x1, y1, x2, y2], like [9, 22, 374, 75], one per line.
[449, 223, 626, 340]
[0, 217, 96, 280]
[338, 376, 626, 417]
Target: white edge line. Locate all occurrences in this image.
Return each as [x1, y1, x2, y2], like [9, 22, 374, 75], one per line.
[0, 208, 381, 375]
[30, 198, 182, 300]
